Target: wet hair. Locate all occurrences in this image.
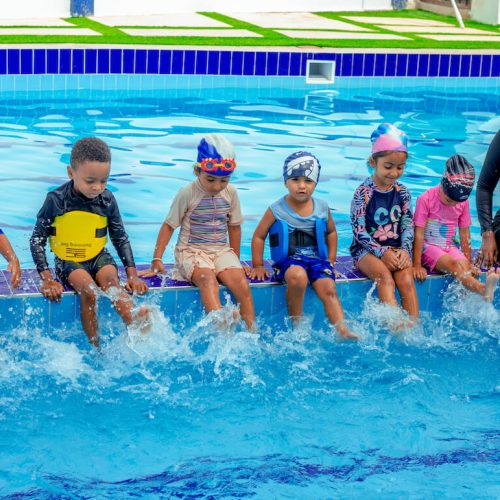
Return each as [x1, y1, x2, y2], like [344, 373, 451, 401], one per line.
[70, 137, 111, 169]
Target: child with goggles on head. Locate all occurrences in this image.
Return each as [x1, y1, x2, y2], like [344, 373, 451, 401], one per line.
[413, 154, 500, 301]
[250, 151, 358, 340]
[350, 124, 419, 328]
[140, 133, 255, 330]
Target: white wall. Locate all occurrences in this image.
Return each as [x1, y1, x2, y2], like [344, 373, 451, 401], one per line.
[471, 0, 500, 25]
[1, 0, 69, 18]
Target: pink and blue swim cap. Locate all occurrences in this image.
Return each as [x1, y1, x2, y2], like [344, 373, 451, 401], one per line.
[371, 123, 408, 155]
[196, 133, 236, 177]
[283, 151, 321, 184]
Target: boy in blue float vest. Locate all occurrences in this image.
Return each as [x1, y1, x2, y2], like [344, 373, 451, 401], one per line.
[250, 151, 358, 340]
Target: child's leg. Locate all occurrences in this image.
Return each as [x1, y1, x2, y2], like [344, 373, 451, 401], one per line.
[67, 269, 99, 347]
[217, 268, 255, 330]
[312, 278, 358, 340]
[191, 267, 223, 312]
[393, 267, 419, 318]
[357, 253, 399, 307]
[284, 265, 308, 322]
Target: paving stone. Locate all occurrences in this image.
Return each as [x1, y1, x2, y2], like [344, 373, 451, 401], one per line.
[277, 30, 410, 40]
[0, 28, 100, 35]
[223, 12, 371, 31]
[122, 28, 262, 37]
[91, 14, 229, 28]
[420, 34, 500, 41]
[0, 18, 72, 27]
[380, 25, 496, 34]
[343, 16, 454, 26]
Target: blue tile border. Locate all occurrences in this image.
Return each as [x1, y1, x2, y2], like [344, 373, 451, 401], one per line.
[0, 49, 497, 78]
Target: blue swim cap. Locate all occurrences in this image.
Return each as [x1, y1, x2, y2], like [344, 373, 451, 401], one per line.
[283, 151, 321, 184]
[196, 133, 236, 177]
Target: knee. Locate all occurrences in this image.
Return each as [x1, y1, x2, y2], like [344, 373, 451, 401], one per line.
[286, 269, 308, 290]
[448, 260, 466, 277]
[396, 272, 415, 290]
[196, 271, 218, 290]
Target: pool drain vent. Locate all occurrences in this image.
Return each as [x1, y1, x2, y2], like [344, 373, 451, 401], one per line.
[306, 60, 335, 84]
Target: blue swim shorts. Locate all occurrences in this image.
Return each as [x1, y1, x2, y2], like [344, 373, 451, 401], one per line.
[274, 255, 335, 284]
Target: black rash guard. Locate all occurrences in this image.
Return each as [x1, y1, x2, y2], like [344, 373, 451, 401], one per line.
[476, 130, 500, 234]
[30, 180, 135, 273]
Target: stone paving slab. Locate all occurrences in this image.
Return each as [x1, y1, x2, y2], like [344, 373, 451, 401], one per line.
[0, 18, 73, 27]
[343, 16, 454, 26]
[277, 30, 410, 40]
[91, 14, 229, 28]
[121, 28, 262, 38]
[0, 28, 101, 36]
[223, 12, 371, 31]
[421, 34, 500, 41]
[381, 25, 496, 34]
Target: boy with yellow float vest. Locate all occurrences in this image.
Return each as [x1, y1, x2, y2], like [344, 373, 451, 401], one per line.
[250, 151, 358, 340]
[30, 137, 148, 347]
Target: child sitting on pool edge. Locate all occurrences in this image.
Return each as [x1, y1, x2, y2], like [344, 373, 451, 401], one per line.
[350, 123, 419, 328]
[139, 133, 255, 331]
[0, 228, 21, 290]
[413, 154, 500, 301]
[30, 137, 149, 348]
[250, 151, 358, 340]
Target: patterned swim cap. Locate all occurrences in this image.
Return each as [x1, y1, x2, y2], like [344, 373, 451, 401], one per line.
[371, 123, 408, 155]
[283, 151, 321, 184]
[441, 154, 475, 202]
[196, 133, 236, 177]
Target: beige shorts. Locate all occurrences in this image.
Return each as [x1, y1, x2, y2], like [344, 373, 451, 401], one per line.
[173, 246, 242, 281]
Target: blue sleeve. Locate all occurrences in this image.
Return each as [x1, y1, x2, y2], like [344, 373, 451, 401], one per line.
[399, 185, 414, 257]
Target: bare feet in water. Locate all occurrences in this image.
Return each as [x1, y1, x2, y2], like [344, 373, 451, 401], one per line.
[484, 268, 500, 302]
[335, 321, 359, 341]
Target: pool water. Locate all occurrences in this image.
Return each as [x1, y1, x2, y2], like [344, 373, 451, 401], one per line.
[0, 75, 499, 497]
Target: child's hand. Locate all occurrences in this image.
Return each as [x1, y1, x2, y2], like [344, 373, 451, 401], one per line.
[413, 265, 427, 282]
[250, 265, 270, 281]
[41, 278, 64, 302]
[125, 276, 148, 295]
[381, 249, 399, 271]
[395, 249, 412, 270]
[138, 259, 165, 277]
[7, 257, 21, 289]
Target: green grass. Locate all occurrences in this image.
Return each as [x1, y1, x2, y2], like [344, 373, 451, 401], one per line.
[0, 9, 498, 49]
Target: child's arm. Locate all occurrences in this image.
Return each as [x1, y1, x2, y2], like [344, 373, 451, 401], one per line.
[458, 226, 473, 263]
[326, 211, 338, 265]
[398, 185, 414, 264]
[0, 233, 21, 289]
[412, 226, 427, 281]
[139, 223, 175, 277]
[250, 208, 275, 281]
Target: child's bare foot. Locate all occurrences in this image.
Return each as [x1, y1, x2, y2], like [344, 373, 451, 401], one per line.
[484, 268, 500, 302]
[132, 306, 152, 335]
[335, 321, 359, 341]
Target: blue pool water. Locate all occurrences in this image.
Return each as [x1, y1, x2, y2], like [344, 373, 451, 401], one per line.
[0, 75, 499, 497]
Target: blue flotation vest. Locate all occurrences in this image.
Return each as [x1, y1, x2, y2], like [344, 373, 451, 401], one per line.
[269, 218, 328, 263]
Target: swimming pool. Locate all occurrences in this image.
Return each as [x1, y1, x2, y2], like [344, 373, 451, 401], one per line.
[0, 73, 499, 497]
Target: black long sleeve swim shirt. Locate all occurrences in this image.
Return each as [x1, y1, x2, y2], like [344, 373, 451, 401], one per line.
[30, 180, 136, 273]
[476, 130, 500, 233]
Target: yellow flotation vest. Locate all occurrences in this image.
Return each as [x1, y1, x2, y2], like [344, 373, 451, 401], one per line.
[50, 211, 107, 262]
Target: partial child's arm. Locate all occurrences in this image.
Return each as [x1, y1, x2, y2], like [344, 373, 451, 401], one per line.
[250, 208, 275, 281]
[398, 185, 414, 266]
[138, 223, 175, 277]
[0, 233, 21, 289]
[458, 226, 473, 262]
[326, 211, 338, 266]
[228, 224, 241, 258]
[412, 226, 427, 281]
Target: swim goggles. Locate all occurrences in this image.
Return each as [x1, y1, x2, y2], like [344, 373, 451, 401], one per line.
[197, 157, 236, 174]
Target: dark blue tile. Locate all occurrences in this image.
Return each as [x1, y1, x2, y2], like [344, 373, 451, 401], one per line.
[97, 49, 110, 73]
[159, 50, 171, 74]
[20, 49, 33, 74]
[374, 53, 386, 76]
[147, 49, 159, 74]
[340, 53, 353, 76]
[122, 49, 134, 73]
[417, 54, 429, 77]
[395, 53, 407, 77]
[300, 53, 311, 76]
[255, 52, 266, 76]
[171, 50, 183, 73]
[243, 51, 255, 75]
[46, 49, 58, 74]
[407, 54, 418, 77]
[59, 49, 71, 74]
[195, 50, 208, 74]
[438, 54, 450, 77]
[72, 49, 84, 74]
[351, 53, 363, 76]
[277, 52, 290, 75]
[449, 54, 460, 77]
[230, 51, 243, 75]
[491, 55, 499, 77]
[362, 53, 374, 76]
[428, 54, 439, 76]
[219, 51, 231, 75]
[385, 53, 396, 76]
[110, 49, 122, 74]
[480, 55, 492, 77]
[183, 50, 195, 74]
[266, 51, 278, 76]
[84, 48, 97, 73]
[289, 52, 301, 76]
[135, 49, 147, 73]
[470, 55, 481, 77]
[7, 49, 20, 74]
[207, 51, 220, 75]
[0, 51, 6, 75]
[459, 55, 471, 77]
